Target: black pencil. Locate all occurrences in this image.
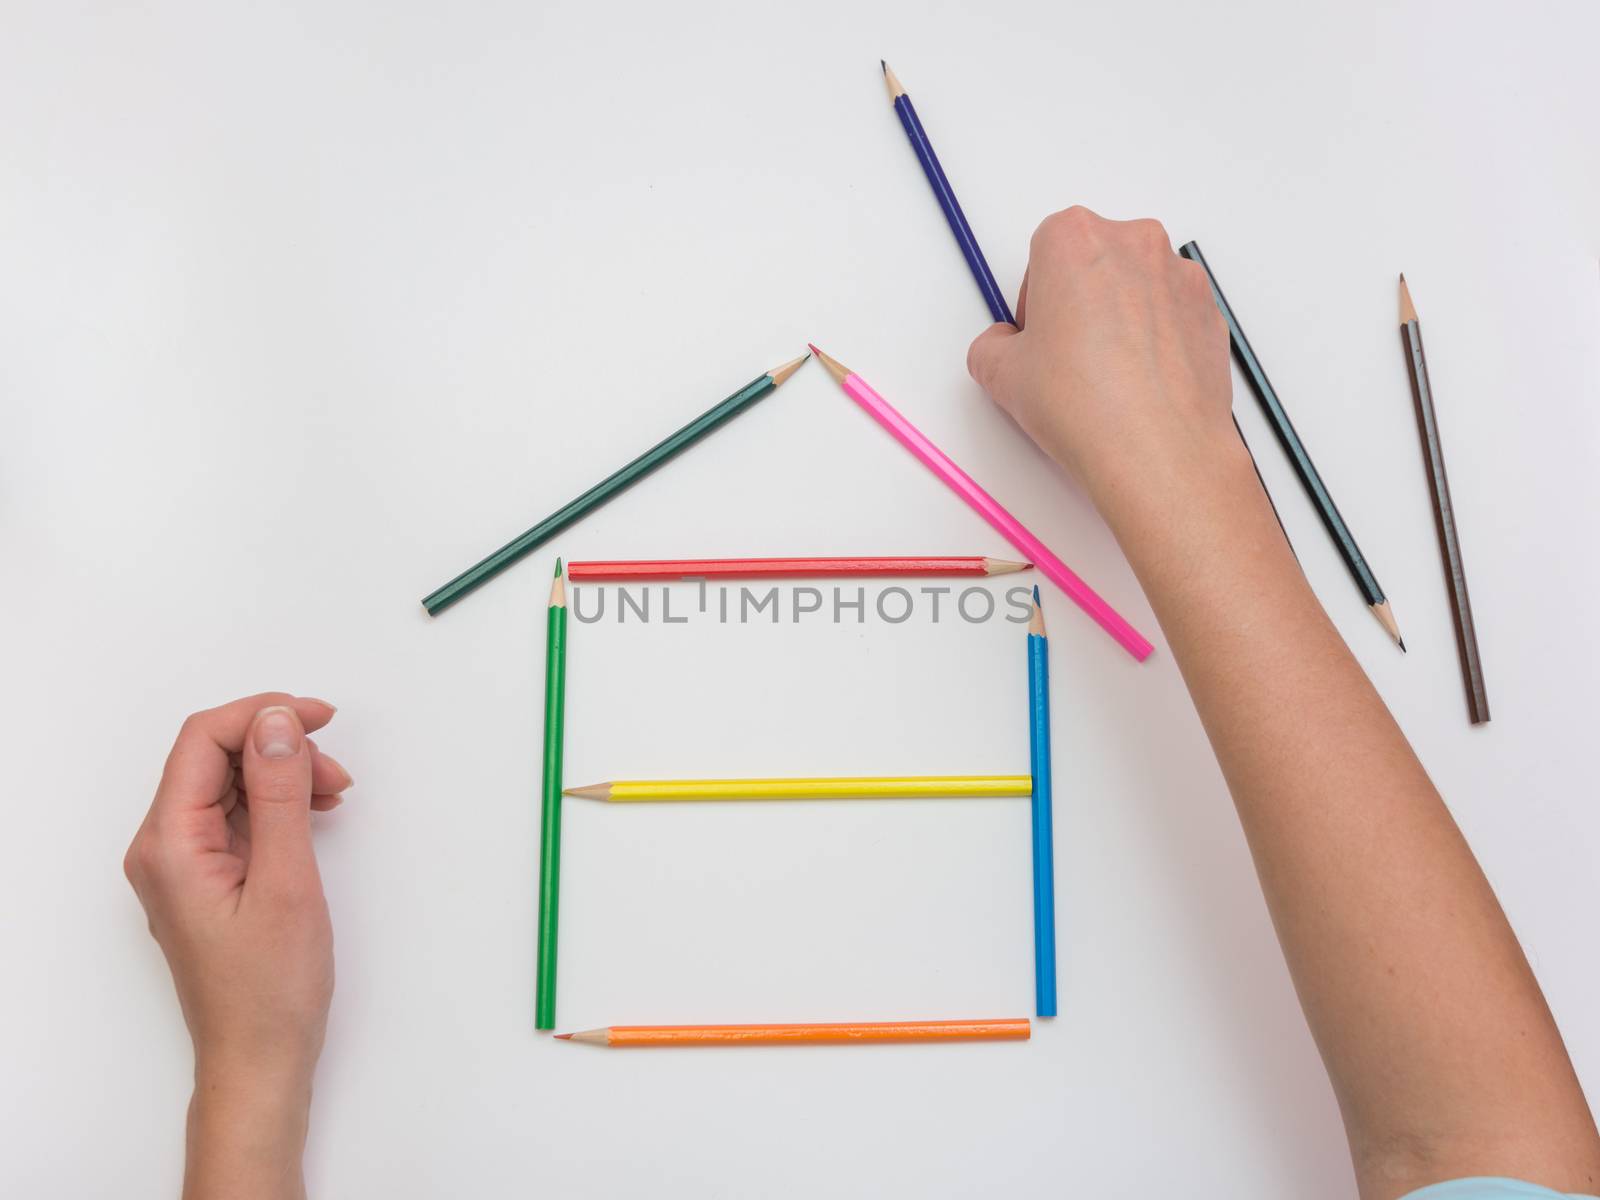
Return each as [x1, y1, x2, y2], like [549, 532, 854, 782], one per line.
[1398, 276, 1489, 723]
[1180, 241, 1404, 650]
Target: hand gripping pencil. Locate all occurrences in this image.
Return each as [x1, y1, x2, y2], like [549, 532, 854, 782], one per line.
[809, 343, 1153, 661]
[878, 63, 1292, 558]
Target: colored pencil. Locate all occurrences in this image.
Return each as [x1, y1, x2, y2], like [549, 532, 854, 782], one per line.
[881, 61, 1014, 326]
[567, 555, 1031, 581]
[808, 343, 1153, 661]
[555, 1018, 1031, 1047]
[1398, 276, 1489, 724]
[1027, 586, 1057, 1017]
[535, 560, 567, 1031]
[565, 775, 1031, 802]
[1178, 241, 1405, 650]
[421, 354, 810, 616]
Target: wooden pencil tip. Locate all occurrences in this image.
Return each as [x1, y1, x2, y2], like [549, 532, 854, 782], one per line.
[563, 782, 612, 801]
[983, 557, 1032, 575]
[1398, 274, 1418, 324]
[881, 61, 905, 101]
[1029, 586, 1046, 636]
[1370, 600, 1403, 648]
[808, 343, 850, 384]
[549, 565, 566, 607]
[767, 353, 810, 388]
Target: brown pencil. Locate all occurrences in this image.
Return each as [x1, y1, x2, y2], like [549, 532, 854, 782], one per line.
[1398, 276, 1489, 724]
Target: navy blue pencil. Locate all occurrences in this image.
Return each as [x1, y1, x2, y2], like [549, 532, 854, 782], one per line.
[882, 61, 1015, 326]
[1027, 585, 1057, 1017]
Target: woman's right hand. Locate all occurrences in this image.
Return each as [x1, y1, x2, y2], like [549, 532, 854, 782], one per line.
[965, 205, 1245, 532]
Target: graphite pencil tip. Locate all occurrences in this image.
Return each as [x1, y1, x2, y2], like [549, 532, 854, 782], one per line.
[1399, 638, 1408, 654]
[880, 58, 886, 73]
[807, 343, 850, 384]
[1398, 274, 1418, 324]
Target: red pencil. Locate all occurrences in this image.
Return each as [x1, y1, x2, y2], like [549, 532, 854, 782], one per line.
[566, 556, 1032, 581]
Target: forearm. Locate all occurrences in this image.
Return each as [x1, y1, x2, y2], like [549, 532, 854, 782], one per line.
[1100, 435, 1600, 1195]
[185, 1060, 312, 1200]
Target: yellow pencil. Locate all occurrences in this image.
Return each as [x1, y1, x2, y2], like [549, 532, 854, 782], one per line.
[563, 776, 1031, 802]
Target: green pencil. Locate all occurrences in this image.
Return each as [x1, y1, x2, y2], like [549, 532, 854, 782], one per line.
[535, 559, 567, 1030]
[422, 354, 810, 616]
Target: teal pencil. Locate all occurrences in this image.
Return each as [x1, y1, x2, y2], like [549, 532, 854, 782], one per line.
[1027, 585, 1056, 1017]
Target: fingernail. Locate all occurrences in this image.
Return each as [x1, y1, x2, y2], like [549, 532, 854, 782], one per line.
[301, 697, 337, 715]
[254, 706, 304, 759]
[326, 756, 355, 790]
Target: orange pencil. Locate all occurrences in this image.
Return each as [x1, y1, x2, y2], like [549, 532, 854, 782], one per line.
[554, 1018, 1030, 1047]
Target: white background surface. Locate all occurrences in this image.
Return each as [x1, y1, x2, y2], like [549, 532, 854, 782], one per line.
[3, 2, 1598, 1196]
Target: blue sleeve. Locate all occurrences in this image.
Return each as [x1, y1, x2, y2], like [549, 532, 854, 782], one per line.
[1402, 1180, 1599, 1200]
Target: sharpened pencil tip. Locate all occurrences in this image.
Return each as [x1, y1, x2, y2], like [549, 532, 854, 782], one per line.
[1029, 586, 1047, 636]
[555, 557, 562, 577]
[1398, 273, 1418, 324]
[767, 353, 810, 387]
[1399, 639, 1407, 654]
[553, 1033, 571, 1040]
[881, 60, 905, 101]
[808, 343, 850, 384]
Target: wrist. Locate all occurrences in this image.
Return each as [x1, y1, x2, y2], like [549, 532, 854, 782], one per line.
[1086, 420, 1260, 550]
[186, 1057, 313, 1199]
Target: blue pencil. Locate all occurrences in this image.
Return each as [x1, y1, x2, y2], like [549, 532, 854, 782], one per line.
[1027, 585, 1057, 1016]
[882, 61, 1016, 327]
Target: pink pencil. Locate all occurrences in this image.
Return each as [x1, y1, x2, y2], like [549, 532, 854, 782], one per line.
[808, 344, 1153, 661]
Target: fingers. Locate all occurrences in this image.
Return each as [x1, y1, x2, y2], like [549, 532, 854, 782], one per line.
[1014, 268, 1030, 330]
[240, 706, 318, 899]
[967, 321, 1021, 398]
[307, 739, 354, 797]
[156, 693, 336, 816]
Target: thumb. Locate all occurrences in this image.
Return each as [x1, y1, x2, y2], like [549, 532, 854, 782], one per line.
[241, 705, 316, 896]
[967, 321, 1021, 399]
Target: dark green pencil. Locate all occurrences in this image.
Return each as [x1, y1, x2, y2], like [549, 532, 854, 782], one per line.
[1179, 241, 1404, 650]
[535, 559, 567, 1031]
[422, 354, 810, 616]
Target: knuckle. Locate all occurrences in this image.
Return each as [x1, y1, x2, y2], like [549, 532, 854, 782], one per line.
[249, 771, 307, 806]
[1034, 205, 1097, 252]
[124, 834, 163, 888]
[1132, 218, 1171, 252]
